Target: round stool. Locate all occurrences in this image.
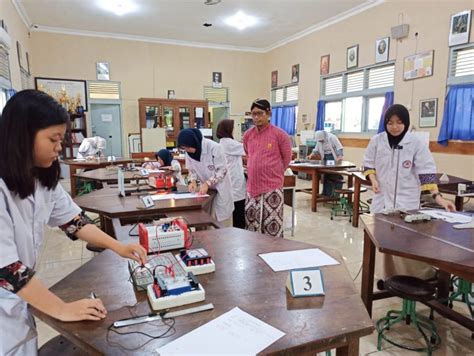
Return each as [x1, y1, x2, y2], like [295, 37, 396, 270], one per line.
[376, 275, 441, 355]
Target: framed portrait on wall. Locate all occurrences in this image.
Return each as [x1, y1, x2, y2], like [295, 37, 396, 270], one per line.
[96, 62, 110, 80]
[167, 90, 176, 99]
[291, 64, 299, 83]
[35, 77, 88, 112]
[419, 98, 437, 128]
[346, 44, 358, 69]
[320, 55, 330, 75]
[375, 37, 389, 63]
[403, 50, 434, 80]
[212, 72, 222, 88]
[271, 70, 278, 88]
[449, 10, 471, 46]
[16, 41, 27, 71]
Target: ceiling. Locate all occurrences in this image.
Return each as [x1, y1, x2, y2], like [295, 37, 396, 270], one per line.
[15, 0, 383, 52]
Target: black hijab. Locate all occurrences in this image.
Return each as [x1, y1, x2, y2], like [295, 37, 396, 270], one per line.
[384, 104, 410, 149]
[155, 149, 172, 167]
[177, 128, 203, 161]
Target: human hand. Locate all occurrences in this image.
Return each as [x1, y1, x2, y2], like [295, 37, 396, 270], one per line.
[199, 182, 209, 195]
[188, 181, 198, 193]
[371, 179, 381, 193]
[58, 298, 107, 322]
[436, 196, 456, 212]
[336, 156, 344, 162]
[116, 243, 147, 264]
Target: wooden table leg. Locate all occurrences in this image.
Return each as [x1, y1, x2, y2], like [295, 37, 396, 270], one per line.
[347, 174, 354, 204]
[436, 270, 451, 302]
[336, 338, 359, 356]
[455, 196, 464, 211]
[70, 165, 78, 198]
[352, 179, 361, 228]
[361, 229, 376, 317]
[312, 170, 320, 212]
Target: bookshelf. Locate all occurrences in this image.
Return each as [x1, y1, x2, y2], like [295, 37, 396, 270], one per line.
[63, 113, 87, 159]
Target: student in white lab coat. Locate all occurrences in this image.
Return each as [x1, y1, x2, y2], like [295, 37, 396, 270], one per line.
[77, 136, 106, 159]
[216, 119, 246, 229]
[363, 104, 455, 282]
[177, 128, 234, 226]
[0, 90, 147, 355]
[142, 149, 185, 186]
[308, 130, 344, 196]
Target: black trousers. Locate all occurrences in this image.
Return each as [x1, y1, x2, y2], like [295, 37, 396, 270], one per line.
[233, 199, 246, 229]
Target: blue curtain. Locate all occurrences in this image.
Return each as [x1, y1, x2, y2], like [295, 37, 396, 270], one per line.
[271, 105, 296, 135]
[315, 100, 325, 131]
[438, 84, 474, 146]
[377, 91, 394, 133]
[6, 89, 17, 99]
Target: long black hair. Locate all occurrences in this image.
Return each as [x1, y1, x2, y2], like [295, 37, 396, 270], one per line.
[0, 89, 69, 199]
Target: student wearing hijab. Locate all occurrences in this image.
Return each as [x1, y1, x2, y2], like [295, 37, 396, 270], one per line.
[177, 128, 233, 225]
[363, 104, 455, 281]
[77, 136, 106, 159]
[142, 149, 184, 185]
[216, 119, 246, 229]
[308, 130, 344, 196]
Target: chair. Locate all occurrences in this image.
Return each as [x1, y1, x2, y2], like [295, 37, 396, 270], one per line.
[376, 275, 441, 355]
[330, 186, 368, 222]
[448, 276, 474, 339]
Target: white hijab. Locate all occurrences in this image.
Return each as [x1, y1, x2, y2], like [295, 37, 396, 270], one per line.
[315, 131, 337, 159]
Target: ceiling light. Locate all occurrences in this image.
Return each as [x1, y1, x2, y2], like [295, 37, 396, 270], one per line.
[224, 11, 257, 31]
[204, 0, 221, 5]
[98, 0, 137, 16]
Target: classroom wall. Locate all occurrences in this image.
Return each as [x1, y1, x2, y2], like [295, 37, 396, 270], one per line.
[264, 0, 474, 179]
[29, 32, 266, 155]
[0, 0, 31, 89]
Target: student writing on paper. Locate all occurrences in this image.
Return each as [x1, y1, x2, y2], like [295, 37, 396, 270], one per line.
[142, 149, 185, 185]
[362, 104, 455, 283]
[177, 128, 234, 226]
[76, 136, 106, 159]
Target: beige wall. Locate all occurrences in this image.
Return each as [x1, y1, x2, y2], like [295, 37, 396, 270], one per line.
[0, 0, 31, 89]
[265, 0, 474, 179]
[29, 32, 266, 154]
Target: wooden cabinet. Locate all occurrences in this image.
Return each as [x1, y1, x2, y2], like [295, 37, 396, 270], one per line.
[138, 98, 209, 147]
[62, 113, 87, 159]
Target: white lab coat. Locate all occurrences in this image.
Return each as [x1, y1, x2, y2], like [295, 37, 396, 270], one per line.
[311, 131, 343, 158]
[363, 131, 437, 280]
[219, 138, 246, 202]
[77, 138, 98, 159]
[363, 131, 436, 213]
[185, 139, 233, 222]
[0, 179, 81, 355]
[142, 159, 185, 186]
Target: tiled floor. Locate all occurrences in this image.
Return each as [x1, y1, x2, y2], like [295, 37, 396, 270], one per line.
[35, 178, 474, 354]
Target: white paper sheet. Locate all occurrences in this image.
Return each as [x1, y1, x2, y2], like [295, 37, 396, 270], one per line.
[156, 307, 285, 355]
[418, 210, 473, 224]
[259, 248, 339, 272]
[151, 193, 209, 201]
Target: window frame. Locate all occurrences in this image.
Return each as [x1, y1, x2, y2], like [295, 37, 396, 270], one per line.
[320, 61, 394, 133]
[447, 43, 474, 86]
[271, 83, 298, 107]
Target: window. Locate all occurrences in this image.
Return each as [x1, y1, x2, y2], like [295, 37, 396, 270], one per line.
[448, 44, 474, 86]
[321, 62, 394, 133]
[271, 84, 298, 106]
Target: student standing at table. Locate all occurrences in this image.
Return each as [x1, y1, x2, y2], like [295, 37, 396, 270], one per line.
[142, 149, 185, 185]
[216, 119, 246, 229]
[0, 90, 147, 355]
[243, 98, 292, 238]
[307, 130, 344, 196]
[177, 128, 234, 226]
[363, 104, 455, 281]
[77, 136, 106, 159]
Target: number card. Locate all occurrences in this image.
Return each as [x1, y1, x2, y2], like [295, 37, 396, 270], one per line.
[141, 195, 155, 208]
[286, 268, 325, 297]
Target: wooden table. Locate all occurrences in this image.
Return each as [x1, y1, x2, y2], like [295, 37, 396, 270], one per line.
[289, 160, 356, 212]
[352, 173, 473, 228]
[74, 168, 148, 185]
[33, 228, 373, 355]
[360, 214, 474, 332]
[62, 158, 136, 198]
[73, 186, 213, 235]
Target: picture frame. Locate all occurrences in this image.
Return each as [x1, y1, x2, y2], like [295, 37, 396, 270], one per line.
[449, 10, 471, 46]
[346, 44, 358, 69]
[291, 64, 299, 83]
[403, 50, 434, 81]
[419, 98, 438, 128]
[16, 41, 27, 71]
[271, 70, 278, 88]
[167, 90, 176, 99]
[212, 72, 222, 88]
[25, 51, 31, 74]
[96, 62, 110, 81]
[35, 77, 88, 112]
[320, 55, 330, 75]
[375, 37, 389, 63]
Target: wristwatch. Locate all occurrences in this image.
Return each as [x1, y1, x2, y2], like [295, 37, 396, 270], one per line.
[432, 192, 443, 199]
